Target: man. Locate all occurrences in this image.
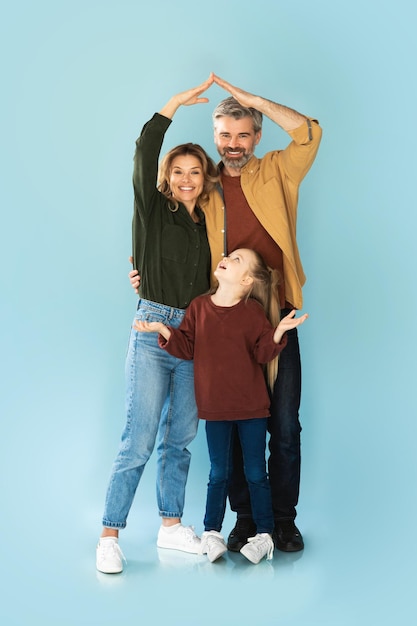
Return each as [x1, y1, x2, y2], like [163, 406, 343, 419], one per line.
[130, 74, 322, 552]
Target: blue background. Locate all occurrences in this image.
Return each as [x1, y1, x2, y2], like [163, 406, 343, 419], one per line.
[1, 0, 416, 624]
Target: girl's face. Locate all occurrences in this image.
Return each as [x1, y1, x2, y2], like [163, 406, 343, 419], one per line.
[214, 248, 255, 286]
[169, 155, 204, 207]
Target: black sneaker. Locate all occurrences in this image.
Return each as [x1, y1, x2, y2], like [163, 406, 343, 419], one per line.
[273, 520, 304, 552]
[227, 518, 257, 552]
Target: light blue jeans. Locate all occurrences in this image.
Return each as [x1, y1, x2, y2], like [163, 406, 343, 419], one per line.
[102, 299, 198, 528]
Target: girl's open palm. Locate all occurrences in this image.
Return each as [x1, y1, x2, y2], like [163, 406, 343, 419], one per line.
[279, 310, 308, 331]
[134, 320, 171, 341]
[134, 320, 162, 333]
[273, 310, 308, 344]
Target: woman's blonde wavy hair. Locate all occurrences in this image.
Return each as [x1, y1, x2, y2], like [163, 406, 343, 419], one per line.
[158, 143, 219, 210]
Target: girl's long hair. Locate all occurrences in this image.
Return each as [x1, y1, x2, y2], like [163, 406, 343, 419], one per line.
[245, 250, 282, 390]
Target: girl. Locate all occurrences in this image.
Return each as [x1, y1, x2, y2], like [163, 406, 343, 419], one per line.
[135, 248, 308, 564]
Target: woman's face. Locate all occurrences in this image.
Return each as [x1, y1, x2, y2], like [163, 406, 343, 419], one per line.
[169, 155, 204, 207]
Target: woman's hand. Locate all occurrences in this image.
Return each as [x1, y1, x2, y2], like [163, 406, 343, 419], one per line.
[176, 73, 215, 107]
[159, 73, 214, 119]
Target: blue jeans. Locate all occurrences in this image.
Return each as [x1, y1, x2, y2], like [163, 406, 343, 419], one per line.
[204, 419, 274, 534]
[102, 299, 198, 528]
[228, 309, 302, 522]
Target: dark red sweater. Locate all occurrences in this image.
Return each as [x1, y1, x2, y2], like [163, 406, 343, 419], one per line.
[159, 295, 287, 421]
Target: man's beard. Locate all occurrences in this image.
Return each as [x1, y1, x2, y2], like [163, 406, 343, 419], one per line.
[220, 148, 253, 170]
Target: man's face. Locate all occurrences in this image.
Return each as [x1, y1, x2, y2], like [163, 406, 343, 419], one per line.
[214, 116, 261, 171]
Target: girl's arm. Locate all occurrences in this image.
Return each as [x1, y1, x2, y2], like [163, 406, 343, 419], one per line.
[135, 307, 196, 361]
[134, 320, 171, 341]
[273, 310, 309, 344]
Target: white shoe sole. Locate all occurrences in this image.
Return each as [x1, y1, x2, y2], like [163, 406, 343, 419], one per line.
[96, 562, 123, 574]
[156, 539, 201, 554]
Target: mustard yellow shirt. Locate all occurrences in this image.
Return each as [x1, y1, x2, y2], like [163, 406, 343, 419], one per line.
[200, 118, 322, 310]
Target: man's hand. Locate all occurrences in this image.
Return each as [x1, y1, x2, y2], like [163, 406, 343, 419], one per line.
[213, 74, 259, 110]
[129, 256, 140, 294]
[213, 74, 307, 131]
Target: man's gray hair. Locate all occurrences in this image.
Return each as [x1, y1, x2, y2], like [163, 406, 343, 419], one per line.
[212, 97, 263, 134]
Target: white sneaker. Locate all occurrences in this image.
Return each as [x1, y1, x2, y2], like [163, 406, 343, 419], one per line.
[200, 530, 228, 562]
[240, 533, 274, 564]
[157, 524, 201, 554]
[96, 537, 126, 574]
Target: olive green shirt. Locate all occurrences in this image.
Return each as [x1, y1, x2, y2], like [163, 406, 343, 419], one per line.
[132, 113, 211, 309]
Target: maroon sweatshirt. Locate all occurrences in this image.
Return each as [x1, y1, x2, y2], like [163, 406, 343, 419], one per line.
[159, 295, 287, 421]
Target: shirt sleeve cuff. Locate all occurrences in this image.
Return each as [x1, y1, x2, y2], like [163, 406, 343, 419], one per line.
[289, 118, 321, 144]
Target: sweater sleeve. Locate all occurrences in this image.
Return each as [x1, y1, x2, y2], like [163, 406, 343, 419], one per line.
[157, 303, 197, 360]
[132, 113, 172, 221]
[253, 328, 288, 363]
[249, 302, 289, 363]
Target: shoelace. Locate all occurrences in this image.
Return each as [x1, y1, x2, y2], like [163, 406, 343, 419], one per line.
[246, 534, 274, 560]
[100, 541, 127, 564]
[179, 525, 198, 544]
[199, 532, 222, 554]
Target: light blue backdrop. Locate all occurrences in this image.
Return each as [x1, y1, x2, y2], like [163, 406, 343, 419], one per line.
[1, 1, 416, 624]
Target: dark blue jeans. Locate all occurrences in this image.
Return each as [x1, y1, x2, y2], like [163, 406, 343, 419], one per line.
[204, 419, 274, 534]
[228, 310, 302, 522]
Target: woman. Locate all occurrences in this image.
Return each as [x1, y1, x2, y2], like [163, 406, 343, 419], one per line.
[96, 75, 218, 574]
